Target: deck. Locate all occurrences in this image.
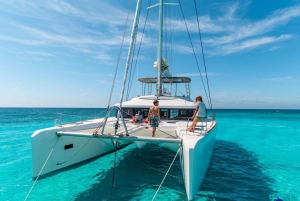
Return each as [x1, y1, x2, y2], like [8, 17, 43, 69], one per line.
[56, 118, 215, 144]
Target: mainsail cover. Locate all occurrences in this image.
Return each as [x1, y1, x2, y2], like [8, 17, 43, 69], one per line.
[153, 58, 172, 77]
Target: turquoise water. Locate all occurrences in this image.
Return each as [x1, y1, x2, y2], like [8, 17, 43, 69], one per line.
[0, 108, 299, 201]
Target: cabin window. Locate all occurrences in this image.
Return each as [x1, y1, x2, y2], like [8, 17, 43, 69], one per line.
[181, 109, 194, 118]
[169, 109, 194, 120]
[160, 109, 168, 119]
[170, 109, 179, 118]
[133, 108, 149, 119]
[121, 108, 133, 118]
[121, 108, 193, 120]
[121, 108, 149, 119]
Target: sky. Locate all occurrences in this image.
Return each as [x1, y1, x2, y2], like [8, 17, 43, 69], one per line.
[0, 0, 299, 109]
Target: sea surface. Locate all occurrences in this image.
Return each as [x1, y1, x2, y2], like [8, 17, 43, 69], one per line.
[0, 108, 299, 201]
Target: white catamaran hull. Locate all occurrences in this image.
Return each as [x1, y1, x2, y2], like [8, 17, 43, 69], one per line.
[32, 116, 216, 201]
[31, 119, 129, 178]
[181, 127, 217, 200]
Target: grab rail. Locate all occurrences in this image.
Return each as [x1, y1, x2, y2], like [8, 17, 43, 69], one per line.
[53, 110, 107, 126]
[184, 117, 209, 135]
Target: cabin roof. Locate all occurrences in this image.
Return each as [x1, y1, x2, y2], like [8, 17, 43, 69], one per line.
[138, 76, 191, 84]
[115, 95, 195, 109]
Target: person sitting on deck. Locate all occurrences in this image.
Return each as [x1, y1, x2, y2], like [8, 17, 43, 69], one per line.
[132, 110, 143, 124]
[187, 96, 206, 132]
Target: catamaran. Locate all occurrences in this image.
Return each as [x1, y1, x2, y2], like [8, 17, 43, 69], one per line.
[31, 0, 217, 200]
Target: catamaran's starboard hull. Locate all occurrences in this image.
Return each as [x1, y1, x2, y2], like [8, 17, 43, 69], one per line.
[181, 124, 217, 200]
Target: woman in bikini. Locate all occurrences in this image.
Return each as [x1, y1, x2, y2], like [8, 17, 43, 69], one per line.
[148, 100, 160, 137]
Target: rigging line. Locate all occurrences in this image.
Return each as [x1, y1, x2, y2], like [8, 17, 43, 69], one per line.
[136, 59, 139, 95]
[166, 4, 175, 62]
[95, 109, 109, 116]
[160, 72, 173, 84]
[126, 56, 133, 101]
[126, 34, 138, 101]
[169, 7, 172, 66]
[126, 32, 139, 100]
[166, 5, 172, 61]
[151, 145, 181, 201]
[159, 73, 186, 96]
[93, 115, 109, 134]
[155, 7, 158, 58]
[156, 127, 177, 139]
[107, 0, 133, 108]
[127, 0, 152, 99]
[177, 0, 210, 105]
[168, 84, 185, 96]
[168, 5, 171, 61]
[92, 109, 110, 134]
[193, 0, 213, 110]
[168, 8, 172, 61]
[127, 58, 137, 99]
[169, 6, 179, 76]
[131, 156, 178, 178]
[120, 108, 135, 118]
[165, 6, 168, 60]
[24, 136, 61, 201]
[109, 140, 119, 201]
[96, 137, 115, 148]
[147, 0, 156, 59]
[57, 138, 92, 165]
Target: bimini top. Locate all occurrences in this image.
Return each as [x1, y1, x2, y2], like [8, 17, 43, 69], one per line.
[138, 76, 191, 84]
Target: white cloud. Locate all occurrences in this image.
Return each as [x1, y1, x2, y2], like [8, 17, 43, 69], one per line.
[146, 3, 300, 56]
[93, 52, 112, 61]
[27, 51, 54, 56]
[206, 4, 300, 46]
[263, 76, 292, 81]
[0, 1, 299, 59]
[47, 1, 82, 16]
[212, 34, 294, 55]
[266, 46, 280, 51]
[0, 35, 45, 45]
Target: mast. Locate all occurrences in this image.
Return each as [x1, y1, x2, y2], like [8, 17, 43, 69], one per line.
[119, 0, 142, 109]
[157, 0, 163, 98]
[109, 0, 141, 135]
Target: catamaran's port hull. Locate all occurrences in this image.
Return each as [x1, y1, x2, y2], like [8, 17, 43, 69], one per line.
[31, 118, 183, 178]
[31, 120, 130, 178]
